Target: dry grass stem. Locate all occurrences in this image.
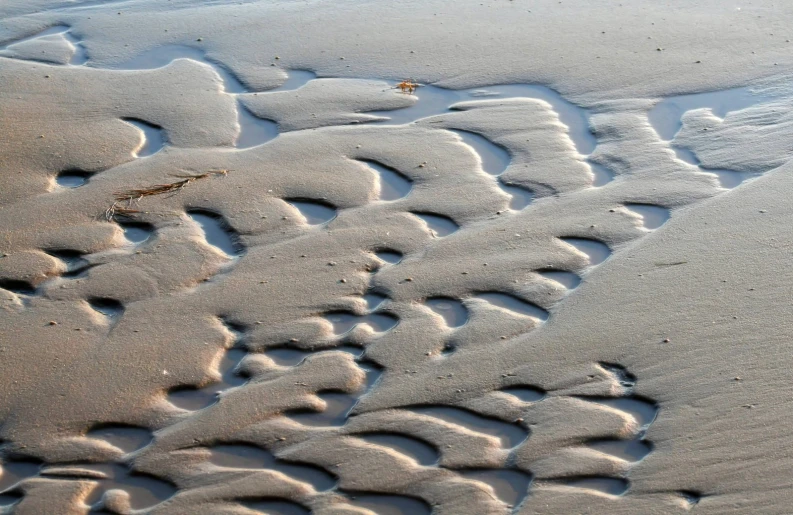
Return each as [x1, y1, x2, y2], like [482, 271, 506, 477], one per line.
[105, 169, 229, 221]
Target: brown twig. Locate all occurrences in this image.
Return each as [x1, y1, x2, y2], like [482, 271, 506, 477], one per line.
[105, 169, 229, 221]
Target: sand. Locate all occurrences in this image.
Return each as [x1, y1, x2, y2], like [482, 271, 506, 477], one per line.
[1, 1, 793, 513]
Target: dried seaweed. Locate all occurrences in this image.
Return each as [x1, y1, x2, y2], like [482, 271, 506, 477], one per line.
[105, 169, 229, 221]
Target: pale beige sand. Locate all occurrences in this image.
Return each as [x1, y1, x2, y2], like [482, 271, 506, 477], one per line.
[1, 1, 793, 514]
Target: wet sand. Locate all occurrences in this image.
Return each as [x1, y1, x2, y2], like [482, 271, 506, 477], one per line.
[1, 1, 793, 513]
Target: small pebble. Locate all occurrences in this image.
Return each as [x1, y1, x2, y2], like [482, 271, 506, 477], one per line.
[662, 338, 670, 343]
[48, 321, 58, 326]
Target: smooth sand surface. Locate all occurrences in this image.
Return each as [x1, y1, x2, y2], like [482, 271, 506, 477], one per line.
[1, 1, 793, 513]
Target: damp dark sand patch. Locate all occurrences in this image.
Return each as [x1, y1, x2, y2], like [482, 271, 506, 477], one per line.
[167, 348, 248, 411]
[86, 425, 153, 453]
[499, 386, 546, 403]
[356, 433, 440, 466]
[208, 444, 336, 491]
[266, 346, 362, 366]
[458, 469, 532, 507]
[286, 363, 381, 427]
[324, 311, 399, 335]
[409, 406, 528, 448]
[587, 439, 653, 462]
[41, 463, 176, 510]
[345, 493, 432, 515]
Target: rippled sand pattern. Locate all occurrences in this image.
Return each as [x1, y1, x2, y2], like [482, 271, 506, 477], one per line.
[0, 9, 786, 515]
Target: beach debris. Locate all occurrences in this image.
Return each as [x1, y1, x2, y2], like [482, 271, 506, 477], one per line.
[105, 170, 229, 221]
[396, 79, 420, 94]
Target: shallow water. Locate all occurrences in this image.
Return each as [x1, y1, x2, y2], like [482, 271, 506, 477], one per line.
[500, 386, 546, 403]
[537, 270, 581, 289]
[589, 162, 615, 187]
[560, 238, 611, 266]
[410, 406, 527, 448]
[120, 222, 153, 244]
[110, 46, 309, 150]
[88, 297, 124, 318]
[208, 444, 336, 490]
[425, 297, 468, 327]
[236, 105, 278, 149]
[672, 145, 753, 188]
[325, 312, 398, 335]
[0, 460, 40, 491]
[167, 348, 248, 410]
[475, 292, 549, 320]
[624, 204, 670, 230]
[346, 493, 431, 515]
[359, 160, 413, 201]
[287, 364, 381, 427]
[587, 439, 652, 462]
[412, 212, 459, 237]
[56, 171, 88, 188]
[122, 118, 165, 157]
[66, 463, 175, 509]
[499, 183, 534, 210]
[374, 250, 403, 264]
[590, 397, 659, 428]
[648, 87, 763, 141]
[285, 200, 337, 225]
[357, 433, 439, 466]
[243, 499, 310, 515]
[374, 83, 595, 155]
[451, 129, 510, 176]
[87, 425, 153, 453]
[458, 469, 532, 507]
[266, 346, 363, 367]
[559, 477, 629, 496]
[0, 24, 87, 65]
[362, 292, 388, 311]
[188, 211, 241, 256]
